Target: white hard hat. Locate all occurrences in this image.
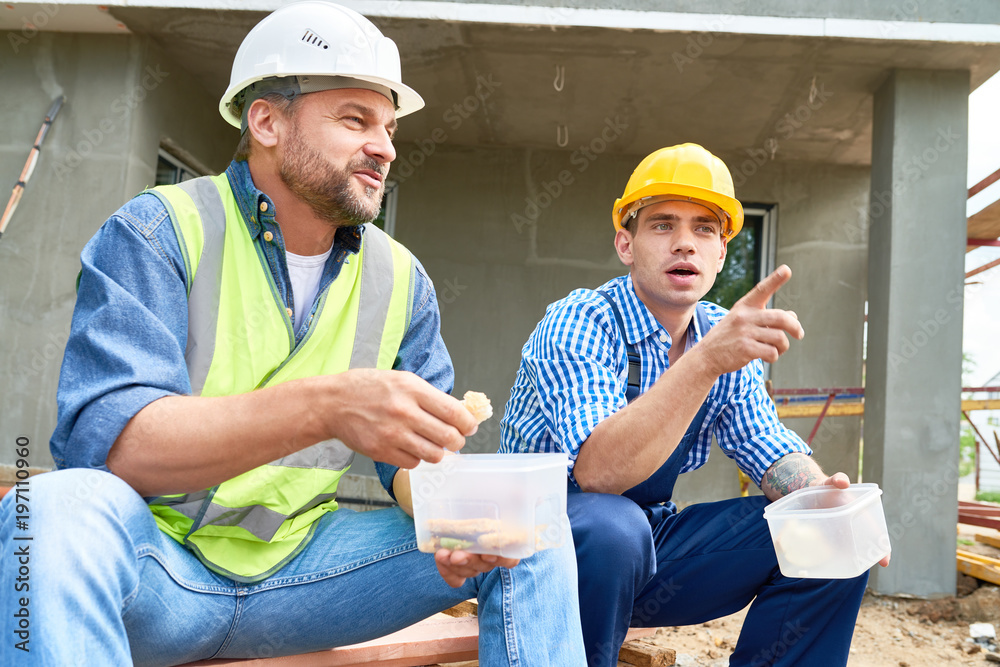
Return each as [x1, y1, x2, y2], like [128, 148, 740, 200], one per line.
[219, 1, 424, 130]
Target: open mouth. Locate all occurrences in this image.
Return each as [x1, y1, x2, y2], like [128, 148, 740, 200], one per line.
[668, 268, 698, 276]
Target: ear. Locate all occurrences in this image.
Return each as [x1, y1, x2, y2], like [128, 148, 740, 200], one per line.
[614, 227, 635, 267]
[246, 98, 282, 150]
[716, 236, 728, 274]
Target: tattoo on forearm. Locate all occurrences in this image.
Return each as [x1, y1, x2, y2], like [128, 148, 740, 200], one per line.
[762, 453, 820, 497]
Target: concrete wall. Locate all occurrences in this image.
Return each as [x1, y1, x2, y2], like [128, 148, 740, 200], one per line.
[0, 31, 869, 497]
[0, 32, 233, 477]
[393, 142, 869, 504]
[408, 0, 1000, 24]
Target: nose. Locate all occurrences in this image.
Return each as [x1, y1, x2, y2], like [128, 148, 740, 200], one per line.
[364, 126, 396, 165]
[671, 226, 697, 254]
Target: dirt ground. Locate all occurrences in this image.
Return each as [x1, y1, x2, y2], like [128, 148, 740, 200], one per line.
[641, 526, 1000, 666]
[441, 583, 1000, 667]
[643, 583, 1000, 666]
[441, 523, 1000, 666]
[442, 540, 1000, 667]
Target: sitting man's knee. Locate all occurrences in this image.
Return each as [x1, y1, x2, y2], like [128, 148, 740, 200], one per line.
[568, 494, 653, 566]
[19, 468, 142, 516]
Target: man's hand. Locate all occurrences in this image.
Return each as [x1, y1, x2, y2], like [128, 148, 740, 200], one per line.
[434, 549, 520, 588]
[324, 369, 478, 470]
[819, 473, 891, 567]
[763, 455, 890, 568]
[693, 265, 805, 378]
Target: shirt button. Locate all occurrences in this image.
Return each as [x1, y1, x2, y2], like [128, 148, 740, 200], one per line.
[285, 307, 293, 318]
[263, 231, 274, 242]
[659, 333, 668, 343]
[259, 201, 269, 213]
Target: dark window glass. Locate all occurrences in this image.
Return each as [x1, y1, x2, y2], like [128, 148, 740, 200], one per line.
[704, 210, 765, 309]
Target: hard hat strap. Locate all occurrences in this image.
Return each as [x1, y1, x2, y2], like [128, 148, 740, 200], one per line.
[237, 75, 399, 134]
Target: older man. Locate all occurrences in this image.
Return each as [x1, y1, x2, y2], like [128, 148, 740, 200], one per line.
[0, 3, 584, 665]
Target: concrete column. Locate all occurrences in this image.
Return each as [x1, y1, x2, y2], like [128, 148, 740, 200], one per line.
[864, 70, 968, 596]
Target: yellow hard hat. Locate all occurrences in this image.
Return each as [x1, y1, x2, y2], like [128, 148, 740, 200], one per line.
[612, 143, 744, 239]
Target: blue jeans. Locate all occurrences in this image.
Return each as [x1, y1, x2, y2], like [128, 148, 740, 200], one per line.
[1, 469, 586, 666]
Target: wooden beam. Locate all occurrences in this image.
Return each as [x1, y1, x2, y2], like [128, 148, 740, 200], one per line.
[969, 166, 1000, 198]
[774, 398, 1000, 419]
[775, 403, 864, 419]
[181, 618, 659, 667]
[974, 533, 1000, 549]
[618, 638, 677, 667]
[957, 550, 1000, 586]
[439, 601, 477, 618]
[182, 615, 480, 667]
[967, 255, 1000, 280]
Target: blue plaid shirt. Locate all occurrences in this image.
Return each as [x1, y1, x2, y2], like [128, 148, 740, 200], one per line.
[499, 274, 811, 489]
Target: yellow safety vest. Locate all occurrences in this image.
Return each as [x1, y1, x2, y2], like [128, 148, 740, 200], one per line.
[143, 173, 414, 582]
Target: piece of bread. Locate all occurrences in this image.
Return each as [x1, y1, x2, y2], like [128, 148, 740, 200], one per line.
[460, 390, 493, 423]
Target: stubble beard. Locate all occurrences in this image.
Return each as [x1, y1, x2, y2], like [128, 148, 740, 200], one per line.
[279, 130, 387, 228]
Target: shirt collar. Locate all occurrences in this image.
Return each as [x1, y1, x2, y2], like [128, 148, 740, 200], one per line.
[614, 274, 704, 346]
[224, 159, 364, 253]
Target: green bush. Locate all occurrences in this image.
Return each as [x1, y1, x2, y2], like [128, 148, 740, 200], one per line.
[975, 491, 1000, 504]
[960, 430, 977, 478]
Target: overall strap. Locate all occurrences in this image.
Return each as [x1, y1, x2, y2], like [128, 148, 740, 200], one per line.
[596, 290, 641, 403]
[694, 301, 712, 339]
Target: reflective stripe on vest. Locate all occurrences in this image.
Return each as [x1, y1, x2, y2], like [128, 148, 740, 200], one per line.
[143, 173, 414, 582]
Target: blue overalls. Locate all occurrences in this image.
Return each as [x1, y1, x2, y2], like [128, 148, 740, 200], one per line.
[566, 295, 868, 667]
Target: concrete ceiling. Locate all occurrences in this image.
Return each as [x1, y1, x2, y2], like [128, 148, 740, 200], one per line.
[99, 7, 1000, 167]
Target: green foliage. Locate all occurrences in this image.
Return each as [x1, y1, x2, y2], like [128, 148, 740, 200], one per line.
[960, 429, 977, 478]
[704, 221, 759, 309]
[975, 491, 1000, 504]
[958, 537, 974, 546]
[963, 352, 976, 385]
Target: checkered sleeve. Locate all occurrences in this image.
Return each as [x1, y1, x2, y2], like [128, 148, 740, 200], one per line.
[502, 291, 628, 478]
[713, 359, 813, 487]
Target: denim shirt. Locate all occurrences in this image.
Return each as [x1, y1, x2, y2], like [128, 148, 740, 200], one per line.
[51, 160, 452, 497]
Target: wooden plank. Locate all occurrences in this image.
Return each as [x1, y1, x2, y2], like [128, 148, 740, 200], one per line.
[962, 399, 1000, 412]
[958, 513, 1000, 531]
[618, 638, 676, 667]
[775, 402, 864, 419]
[183, 615, 479, 667]
[440, 601, 477, 618]
[975, 533, 1000, 549]
[181, 617, 661, 666]
[773, 398, 1000, 419]
[958, 550, 1000, 586]
[959, 501, 1000, 516]
[957, 550, 1000, 567]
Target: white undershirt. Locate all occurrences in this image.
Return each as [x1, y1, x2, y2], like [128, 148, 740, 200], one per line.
[286, 246, 333, 332]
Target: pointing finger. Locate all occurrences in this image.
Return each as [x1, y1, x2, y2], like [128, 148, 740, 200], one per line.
[738, 265, 792, 310]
